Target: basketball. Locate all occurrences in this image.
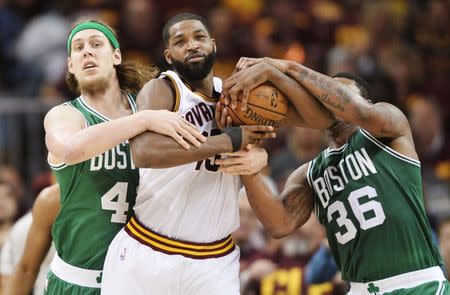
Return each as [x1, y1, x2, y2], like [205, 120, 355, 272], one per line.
[223, 84, 288, 128]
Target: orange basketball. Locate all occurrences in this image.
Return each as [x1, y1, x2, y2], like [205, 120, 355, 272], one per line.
[223, 83, 288, 128]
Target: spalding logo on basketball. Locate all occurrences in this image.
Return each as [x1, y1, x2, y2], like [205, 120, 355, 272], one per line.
[224, 83, 288, 128]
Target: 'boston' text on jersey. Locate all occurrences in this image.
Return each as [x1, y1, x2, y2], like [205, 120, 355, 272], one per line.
[90, 142, 136, 171]
[313, 148, 377, 209]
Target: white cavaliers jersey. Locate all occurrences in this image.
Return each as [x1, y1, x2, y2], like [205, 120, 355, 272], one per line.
[134, 70, 242, 243]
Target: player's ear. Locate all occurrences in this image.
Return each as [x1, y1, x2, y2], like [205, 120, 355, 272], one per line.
[113, 48, 122, 65]
[164, 49, 172, 65]
[211, 39, 217, 53]
[68, 57, 74, 74]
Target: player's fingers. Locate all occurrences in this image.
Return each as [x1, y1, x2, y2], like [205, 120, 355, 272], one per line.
[236, 57, 247, 70]
[245, 58, 260, 67]
[252, 132, 276, 140]
[218, 151, 246, 158]
[221, 107, 228, 127]
[256, 131, 277, 139]
[222, 73, 240, 90]
[248, 125, 275, 132]
[215, 157, 244, 166]
[177, 128, 202, 148]
[170, 132, 190, 149]
[215, 101, 225, 128]
[218, 163, 246, 174]
[220, 93, 229, 106]
[241, 88, 250, 111]
[219, 164, 256, 175]
[181, 122, 206, 142]
[215, 101, 222, 123]
[229, 87, 240, 109]
[226, 115, 232, 127]
[181, 117, 196, 129]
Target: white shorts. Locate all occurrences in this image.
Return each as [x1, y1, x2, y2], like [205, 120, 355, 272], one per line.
[101, 228, 240, 295]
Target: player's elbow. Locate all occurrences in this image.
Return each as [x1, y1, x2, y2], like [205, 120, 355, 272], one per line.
[267, 224, 295, 239]
[59, 146, 82, 165]
[268, 228, 290, 239]
[131, 145, 158, 168]
[267, 212, 310, 239]
[266, 219, 298, 239]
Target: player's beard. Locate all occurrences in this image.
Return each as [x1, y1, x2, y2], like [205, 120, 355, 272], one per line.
[172, 50, 216, 81]
[78, 73, 110, 96]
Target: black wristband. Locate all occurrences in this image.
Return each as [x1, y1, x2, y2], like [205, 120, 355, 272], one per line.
[221, 127, 242, 152]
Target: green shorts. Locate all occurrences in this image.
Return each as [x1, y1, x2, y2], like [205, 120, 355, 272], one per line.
[44, 270, 100, 295]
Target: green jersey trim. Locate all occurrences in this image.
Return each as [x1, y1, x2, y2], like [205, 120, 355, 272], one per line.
[306, 159, 319, 217]
[126, 93, 137, 113]
[78, 92, 137, 122]
[325, 143, 349, 157]
[359, 128, 421, 167]
[78, 97, 109, 122]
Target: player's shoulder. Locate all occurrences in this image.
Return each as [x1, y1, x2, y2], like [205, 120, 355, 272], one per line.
[44, 100, 86, 127]
[137, 77, 176, 111]
[140, 77, 173, 95]
[33, 184, 60, 215]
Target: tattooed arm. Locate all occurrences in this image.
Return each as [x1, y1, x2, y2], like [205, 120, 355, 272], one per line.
[241, 163, 314, 238]
[222, 61, 335, 129]
[283, 63, 410, 140]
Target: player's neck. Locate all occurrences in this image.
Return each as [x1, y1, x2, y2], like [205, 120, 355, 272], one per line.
[81, 82, 130, 119]
[327, 122, 359, 148]
[186, 71, 215, 97]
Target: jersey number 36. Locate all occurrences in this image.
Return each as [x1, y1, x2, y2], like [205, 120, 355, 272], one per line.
[327, 185, 386, 245]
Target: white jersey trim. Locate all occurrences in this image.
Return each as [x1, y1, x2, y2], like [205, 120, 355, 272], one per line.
[359, 128, 421, 167]
[48, 157, 68, 170]
[50, 252, 102, 288]
[349, 266, 445, 294]
[126, 93, 138, 113]
[79, 97, 109, 122]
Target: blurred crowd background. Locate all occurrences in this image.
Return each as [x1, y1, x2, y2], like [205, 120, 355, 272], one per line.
[0, 0, 448, 294]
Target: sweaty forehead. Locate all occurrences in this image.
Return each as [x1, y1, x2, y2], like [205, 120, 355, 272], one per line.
[169, 20, 207, 39]
[72, 29, 107, 42]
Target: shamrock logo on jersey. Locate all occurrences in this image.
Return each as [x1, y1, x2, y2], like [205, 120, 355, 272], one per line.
[96, 272, 103, 284]
[367, 282, 380, 294]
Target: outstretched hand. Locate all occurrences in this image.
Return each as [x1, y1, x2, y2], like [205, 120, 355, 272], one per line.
[240, 125, 276, 149]
[145, 110, 206, 149]
[215, 144, 268, 175]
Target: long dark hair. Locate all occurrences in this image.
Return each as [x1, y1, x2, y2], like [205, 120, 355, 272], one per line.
[66, 18, 158, 95]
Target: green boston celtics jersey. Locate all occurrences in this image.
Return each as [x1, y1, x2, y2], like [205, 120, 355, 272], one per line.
[307, 128, 442, 282]
[49, 94, 139, 270]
